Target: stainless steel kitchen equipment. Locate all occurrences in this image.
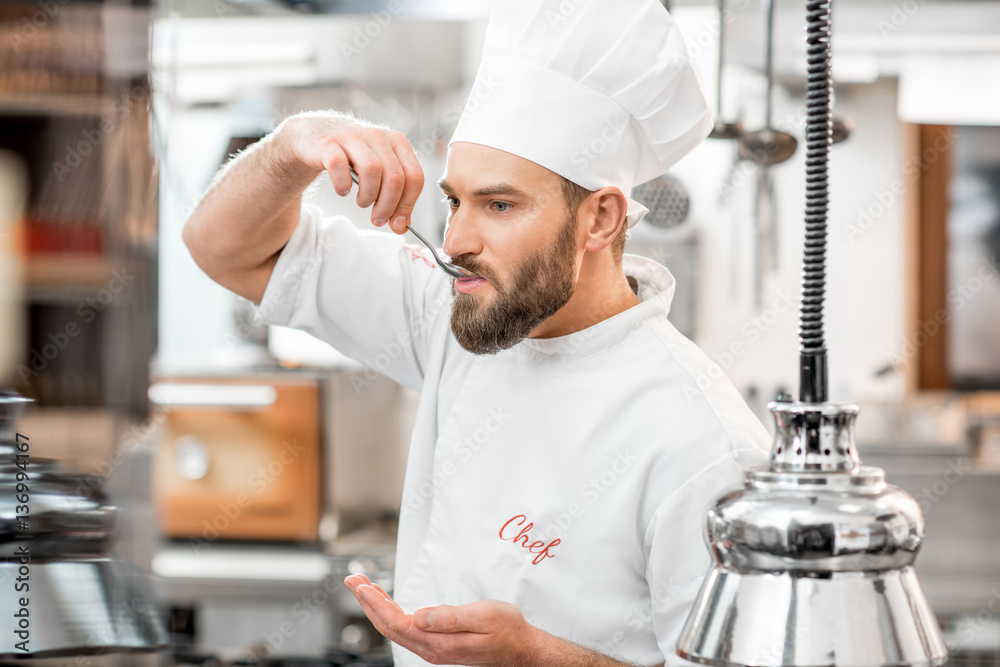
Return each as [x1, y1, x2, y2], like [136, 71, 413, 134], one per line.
[675, 0, 949, 665]
[632, 174, 691, 229]
[0, 392, 166, 659]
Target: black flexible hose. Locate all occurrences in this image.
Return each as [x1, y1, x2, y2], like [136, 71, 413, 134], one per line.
[799, 0, 832, 403]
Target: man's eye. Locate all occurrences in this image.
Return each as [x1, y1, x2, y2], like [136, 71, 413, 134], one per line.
[441, 195, 459, 209]
[491, 201, 511, 213]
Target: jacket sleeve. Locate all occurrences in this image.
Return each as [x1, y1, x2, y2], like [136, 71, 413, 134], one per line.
[250, 203, 451, 391]
[642, 449, 764, 667]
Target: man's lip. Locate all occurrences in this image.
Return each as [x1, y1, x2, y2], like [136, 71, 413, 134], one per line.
[454, 276, 488, 294]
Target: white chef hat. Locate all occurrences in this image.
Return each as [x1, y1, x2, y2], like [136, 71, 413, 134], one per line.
[449, 0, 713, 228]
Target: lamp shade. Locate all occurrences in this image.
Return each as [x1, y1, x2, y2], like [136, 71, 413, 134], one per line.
[675, 401, 949, 667]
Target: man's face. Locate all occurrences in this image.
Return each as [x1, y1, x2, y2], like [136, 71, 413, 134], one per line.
[439, 142, 581, 355]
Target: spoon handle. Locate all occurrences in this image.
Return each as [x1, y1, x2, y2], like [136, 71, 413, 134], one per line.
[348, 167, 474, 279]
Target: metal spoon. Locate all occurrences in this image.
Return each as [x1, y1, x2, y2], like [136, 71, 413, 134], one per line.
[708, 0, 742, 140]
[348, 168, 477, 279]
[832, 116, 853, 145]
[738, 0, 797, 166]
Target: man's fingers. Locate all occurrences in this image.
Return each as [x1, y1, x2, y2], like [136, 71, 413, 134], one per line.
[341, 139, 383, 214]
[366, 132, 408, 229]
[347, 575, 405, 613]
[353, 587, 395, 639]
[388, 132, 425, 233]
[413, 601, 504, 634]
[345, 573, 371, 586]
[367, 582, 405, 612]
[357, 585, 419, 643]
[321, 143, 354, 197]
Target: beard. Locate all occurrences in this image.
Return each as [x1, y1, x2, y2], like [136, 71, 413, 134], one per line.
[449, 212, 578, 355]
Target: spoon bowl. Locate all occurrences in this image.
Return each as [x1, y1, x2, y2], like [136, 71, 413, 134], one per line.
[403, 224, 478, 279]
[738, 128, 798, 166]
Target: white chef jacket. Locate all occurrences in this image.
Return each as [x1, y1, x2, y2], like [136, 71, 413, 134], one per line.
[253, 203, 772, 667]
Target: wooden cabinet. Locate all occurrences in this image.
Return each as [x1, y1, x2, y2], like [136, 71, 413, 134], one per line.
[152, 377, 322, 542]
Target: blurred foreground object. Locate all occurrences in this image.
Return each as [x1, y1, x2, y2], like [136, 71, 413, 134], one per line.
[0, 392, 166, 659]
[0, 150, 27, 385]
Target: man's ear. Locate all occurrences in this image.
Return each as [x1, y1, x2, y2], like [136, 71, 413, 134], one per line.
[582, 186, 628, 253]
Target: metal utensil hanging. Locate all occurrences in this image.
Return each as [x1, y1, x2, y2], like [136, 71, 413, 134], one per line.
[708, 0, 742, 140]
[738, 0, 797, 167]
[752, 163, 777, 307]
[739, 0, 797, 305]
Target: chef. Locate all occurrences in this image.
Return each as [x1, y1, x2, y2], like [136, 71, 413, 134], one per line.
[183, 0, 772, 665]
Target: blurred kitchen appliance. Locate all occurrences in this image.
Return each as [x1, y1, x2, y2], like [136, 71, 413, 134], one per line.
[150, 376, 322, 542]
[633, 174, 690, 230]
[675, 0, 948, 665]
[0, 392, 166, 659]
[148, 367, 410, 662]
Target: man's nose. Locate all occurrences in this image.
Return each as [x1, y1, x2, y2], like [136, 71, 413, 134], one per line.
[442, 212, 482, 260]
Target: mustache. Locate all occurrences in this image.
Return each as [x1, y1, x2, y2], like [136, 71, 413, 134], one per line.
[449, 255, 496, 284]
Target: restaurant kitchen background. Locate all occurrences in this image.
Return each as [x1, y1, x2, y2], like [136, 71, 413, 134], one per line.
[1, 0, 999, 664]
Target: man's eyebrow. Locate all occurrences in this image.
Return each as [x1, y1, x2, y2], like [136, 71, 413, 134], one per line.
[437, 179, 530, 199]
